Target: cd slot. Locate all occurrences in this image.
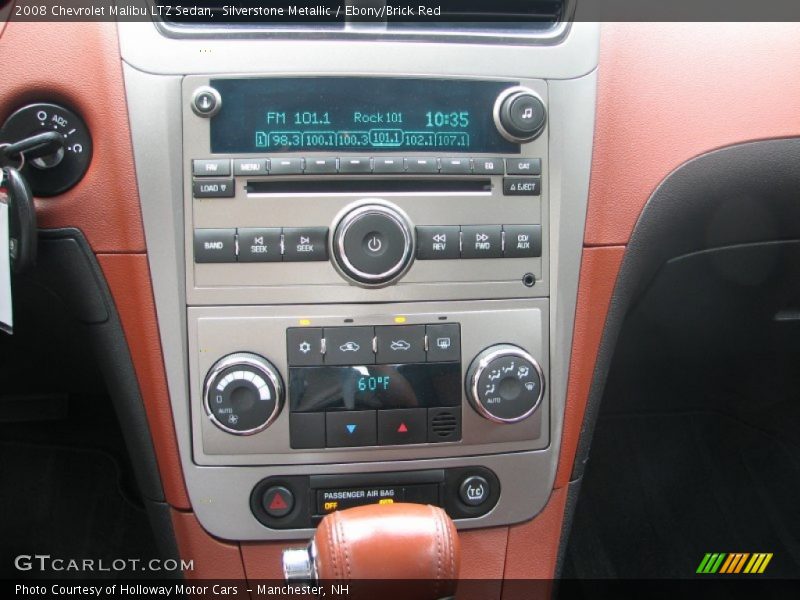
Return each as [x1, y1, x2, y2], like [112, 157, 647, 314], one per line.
[246, 178, 492, 195]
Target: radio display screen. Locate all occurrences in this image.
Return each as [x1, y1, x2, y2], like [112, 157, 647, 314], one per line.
[209, 77, 520, 154]
[288, 362, 461, 412]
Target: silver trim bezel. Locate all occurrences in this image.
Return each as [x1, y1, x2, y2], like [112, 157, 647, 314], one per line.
[203, 352, 285, 435]
[467, 344, 546, 424]
[332, 200, 415, 288]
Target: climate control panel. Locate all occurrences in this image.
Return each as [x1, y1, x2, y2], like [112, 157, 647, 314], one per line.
[189, 300, 548, 466]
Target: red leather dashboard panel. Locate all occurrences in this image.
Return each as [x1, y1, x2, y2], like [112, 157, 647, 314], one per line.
[0, 20, 145, 253]
[171, 509, 248, 580]
[586, 22, 800, 246]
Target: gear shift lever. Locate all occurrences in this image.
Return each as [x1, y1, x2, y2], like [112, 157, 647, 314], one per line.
[283, 503, 460, 598]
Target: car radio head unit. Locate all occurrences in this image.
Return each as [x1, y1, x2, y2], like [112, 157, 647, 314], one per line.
[208, 77, 521, 154]
[183, 74, 550, 305]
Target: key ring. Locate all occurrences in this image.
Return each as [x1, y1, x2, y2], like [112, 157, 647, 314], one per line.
[0, 143, 26, 171]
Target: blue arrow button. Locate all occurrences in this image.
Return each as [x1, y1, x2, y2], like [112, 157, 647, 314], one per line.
[345, 424, 357, 434]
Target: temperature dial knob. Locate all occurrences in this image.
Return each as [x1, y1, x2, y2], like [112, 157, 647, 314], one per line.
[203, 353, 284, 435]
[0, 103, 92, 196]
[466, 345, 544, 424]
[493, 87, 547, 144]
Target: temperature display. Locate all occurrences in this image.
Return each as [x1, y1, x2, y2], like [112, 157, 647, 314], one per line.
[209, 77, 520, 154]
[289, 362, 460, 412]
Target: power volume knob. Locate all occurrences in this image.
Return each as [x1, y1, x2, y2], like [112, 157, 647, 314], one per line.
[203, 353, 284, 435]
[466, 345, 545, 424]
[333, 202, 414, 287]
[493, 87, 547, 144]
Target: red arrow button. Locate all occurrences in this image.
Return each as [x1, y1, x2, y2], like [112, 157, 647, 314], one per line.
[397, 422, 408, 433]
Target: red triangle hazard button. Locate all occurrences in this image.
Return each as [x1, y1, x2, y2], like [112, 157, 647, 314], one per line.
[269, 493, 288, 510]
[264, 486, 293, 517]
[397, 422, 409, 433]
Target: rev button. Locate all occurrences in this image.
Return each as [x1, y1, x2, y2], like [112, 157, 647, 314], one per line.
[416, 226, 460, 260]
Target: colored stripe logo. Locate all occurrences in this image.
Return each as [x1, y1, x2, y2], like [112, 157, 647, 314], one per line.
[696, 553, 773, 574]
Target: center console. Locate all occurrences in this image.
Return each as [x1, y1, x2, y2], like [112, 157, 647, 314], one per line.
[119, 19, 599, 540]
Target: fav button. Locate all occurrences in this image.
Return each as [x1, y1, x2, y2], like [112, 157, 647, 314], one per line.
[192, 159, 231, 177]
[283, 227, 328, 261]
[326, 411, 377, 447]
[375, 325, 426, 364]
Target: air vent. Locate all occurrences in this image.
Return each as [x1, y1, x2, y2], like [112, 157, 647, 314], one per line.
[430, 410, 459, 440]
[154, 0, 569, 44]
